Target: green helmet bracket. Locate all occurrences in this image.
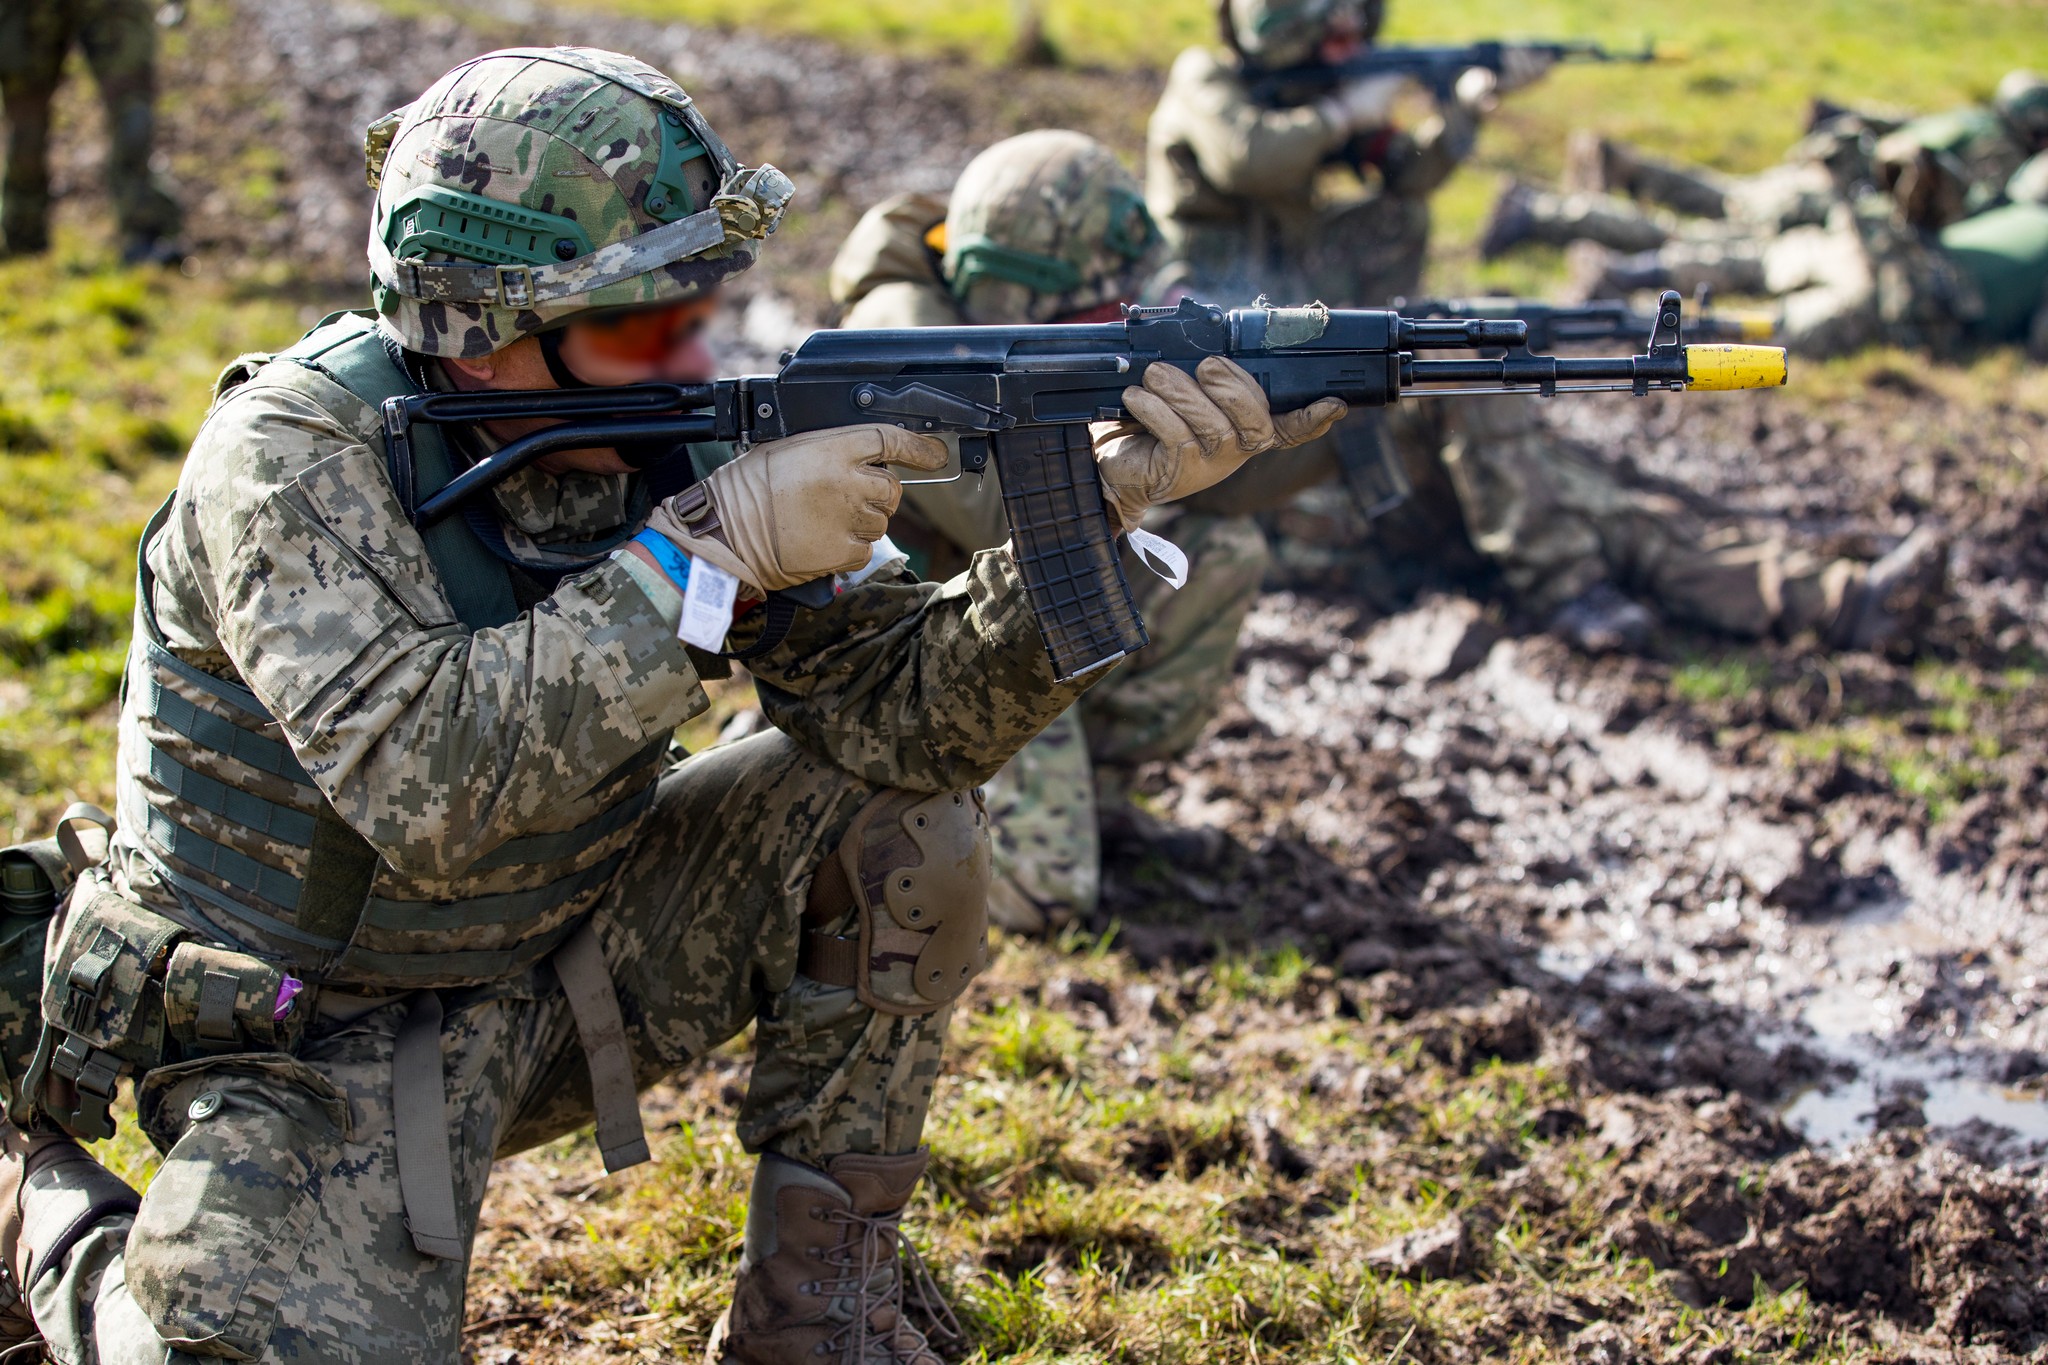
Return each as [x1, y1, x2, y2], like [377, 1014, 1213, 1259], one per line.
[947, 235, 1082, 297]
[643, 108, 715, 222]
[383, 185, 597, 267]
[1104, 187, 1160, 260]
[949, 190, 1157, 300]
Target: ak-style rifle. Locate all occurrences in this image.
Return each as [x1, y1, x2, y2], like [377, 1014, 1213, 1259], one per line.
[386, 291, 1783, 682]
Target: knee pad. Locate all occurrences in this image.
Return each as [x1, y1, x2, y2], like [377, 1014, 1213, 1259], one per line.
[803, 790, 990, 1016]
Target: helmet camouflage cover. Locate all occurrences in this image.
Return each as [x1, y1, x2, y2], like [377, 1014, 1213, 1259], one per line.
[942, 130, 1160, 325]
[1995, 70, 2048, 144]
[366, 46, 794, 357]
[1223, 0, 1382, 69]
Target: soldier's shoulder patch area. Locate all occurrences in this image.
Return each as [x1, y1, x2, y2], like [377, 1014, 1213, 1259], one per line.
[215, 475, 424, 726]
[293, 445, 457, 631]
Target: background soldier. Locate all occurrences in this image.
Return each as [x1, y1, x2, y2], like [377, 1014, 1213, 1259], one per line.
[0, 48, 1336, 1365]
[1484, 71, 2048, 256]
[0, 0, 183, 262]
[1144, 0, 1944, 654]
[832, 129, 1325, 934]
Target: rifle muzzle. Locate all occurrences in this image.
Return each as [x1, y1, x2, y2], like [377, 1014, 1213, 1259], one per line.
[1683, 345, 1788, 391]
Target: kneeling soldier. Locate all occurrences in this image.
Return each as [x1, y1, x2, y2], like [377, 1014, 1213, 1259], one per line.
[0, 48, 1335, 1365]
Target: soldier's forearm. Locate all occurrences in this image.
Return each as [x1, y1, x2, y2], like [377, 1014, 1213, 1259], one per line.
[747, 550, 1096, 792]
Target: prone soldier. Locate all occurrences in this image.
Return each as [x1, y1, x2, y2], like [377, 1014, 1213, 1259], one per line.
[1484, 72, 2048, 261]
[0, 48, 1336, 1364]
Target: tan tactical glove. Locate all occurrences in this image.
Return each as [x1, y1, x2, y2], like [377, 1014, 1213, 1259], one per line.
[1091, 357, 1347, 531]
[1456, 50, 1555, 112]
[1316, 73, 1409, 137]
[645, 424, 948, 594]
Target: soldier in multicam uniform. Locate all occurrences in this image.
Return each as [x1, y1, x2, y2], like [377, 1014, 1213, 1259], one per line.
[0, 49, 1341, 1364]
[0, 0, 182, 262]
[1479, 106, 1894, 261]
[1145, 0, 1947, 653]
[1486, 73, 2048, 359]
[830, 130, 1286, 935]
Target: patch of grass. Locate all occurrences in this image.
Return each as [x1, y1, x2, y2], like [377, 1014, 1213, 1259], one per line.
[440, 0, 2048, 283]
[0, 231, 320, 842]
[1672, 649, 1770, 704]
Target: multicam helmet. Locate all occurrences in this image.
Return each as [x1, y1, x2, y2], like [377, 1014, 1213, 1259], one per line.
[941, 131, 1160, 325]
[1995, 70, 2048, 145]
[1221, 0, 1382, 69]
[365, 47, 794, 358]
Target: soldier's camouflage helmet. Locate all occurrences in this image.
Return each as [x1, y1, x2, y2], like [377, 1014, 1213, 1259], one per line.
[1995, 70, 2048, 144]
[1222, 0, 1383, 69]
[942, 131, 1159, 325]
[365, 47, 795, 358]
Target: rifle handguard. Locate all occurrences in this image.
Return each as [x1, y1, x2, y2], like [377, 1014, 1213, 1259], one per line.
[1683, 345, 1789, 391]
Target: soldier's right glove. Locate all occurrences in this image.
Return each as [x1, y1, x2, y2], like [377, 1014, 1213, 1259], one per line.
[1091, 357, 1347, 531]
[1316, 73, 1408, 137]
[646, 424, 948, 594]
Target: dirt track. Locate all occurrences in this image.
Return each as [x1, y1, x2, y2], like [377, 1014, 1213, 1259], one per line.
[39, 0, 2048, 1356]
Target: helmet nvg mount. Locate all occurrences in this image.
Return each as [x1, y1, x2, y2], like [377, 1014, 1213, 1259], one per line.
[942, 130, 1160, 325]
[366, 46, 794, 358]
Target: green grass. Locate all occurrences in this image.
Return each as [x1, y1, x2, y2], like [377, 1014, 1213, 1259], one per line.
[448, 0, 2047, 270]
[0, 232, 323, 842]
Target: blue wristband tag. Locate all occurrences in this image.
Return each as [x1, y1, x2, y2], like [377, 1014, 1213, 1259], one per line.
[632, 529, 692, 590]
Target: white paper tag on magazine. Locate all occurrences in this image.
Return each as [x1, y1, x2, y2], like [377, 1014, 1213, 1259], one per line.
[679, 558, 741, 651]
[1126, 526, 1188, 589]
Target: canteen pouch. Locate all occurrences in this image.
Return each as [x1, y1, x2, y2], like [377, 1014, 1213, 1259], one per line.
[35, 881, 187, 1140]
[163, 941, 306, 1054]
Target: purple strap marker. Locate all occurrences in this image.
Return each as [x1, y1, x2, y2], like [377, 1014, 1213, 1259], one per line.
[274, 975, 305, 1022]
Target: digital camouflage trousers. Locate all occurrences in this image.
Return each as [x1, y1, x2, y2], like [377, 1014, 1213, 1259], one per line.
[985, 511, 1269, 927]
[29, 730, 953, 1364]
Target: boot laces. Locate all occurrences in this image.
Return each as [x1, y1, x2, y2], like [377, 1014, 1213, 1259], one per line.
[814, 1204, 962, 1363]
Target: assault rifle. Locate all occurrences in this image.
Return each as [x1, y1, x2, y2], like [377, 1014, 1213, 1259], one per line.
[1249, 39, 1665, 106]
[386, 291, 1784, 682]
[1397, 296, 1778, 351]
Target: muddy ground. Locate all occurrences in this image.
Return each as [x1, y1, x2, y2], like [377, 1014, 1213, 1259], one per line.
[35, 0, 2048, 1357]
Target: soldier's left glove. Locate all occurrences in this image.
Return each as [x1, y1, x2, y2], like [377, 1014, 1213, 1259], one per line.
[1091, 357, 1346, 531]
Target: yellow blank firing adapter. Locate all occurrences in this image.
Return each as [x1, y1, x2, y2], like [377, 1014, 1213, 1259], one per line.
[1684, 344, 1788, 391]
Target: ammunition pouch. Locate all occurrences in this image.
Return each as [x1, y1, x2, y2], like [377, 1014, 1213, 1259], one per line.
[1, 838, 68, 1124]
[22, 873, 312, 1142]
[35, 882, 186, 1141]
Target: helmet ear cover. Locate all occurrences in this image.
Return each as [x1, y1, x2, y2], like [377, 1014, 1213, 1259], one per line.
[382, 185, 596, 267]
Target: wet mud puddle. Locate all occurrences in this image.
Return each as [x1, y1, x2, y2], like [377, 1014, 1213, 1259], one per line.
[1227, 598, 2048, 1163]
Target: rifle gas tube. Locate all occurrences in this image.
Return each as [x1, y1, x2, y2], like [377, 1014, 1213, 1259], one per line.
[1399, 296, 1778, 351]
[389, 292, 1784, 682]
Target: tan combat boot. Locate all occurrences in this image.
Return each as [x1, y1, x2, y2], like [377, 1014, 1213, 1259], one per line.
[2, 1117, 140, 1349]
[706, 1151, 961, 1365]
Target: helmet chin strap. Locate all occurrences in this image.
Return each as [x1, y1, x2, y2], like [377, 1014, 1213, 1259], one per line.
[538, 328, 594, 391]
